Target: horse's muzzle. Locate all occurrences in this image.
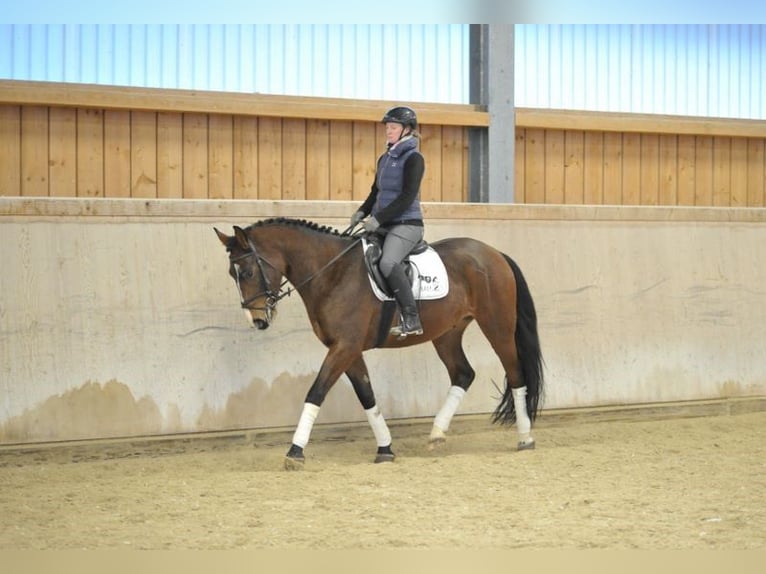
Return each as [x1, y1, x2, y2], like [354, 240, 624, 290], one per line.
[253, 318, 269, 330]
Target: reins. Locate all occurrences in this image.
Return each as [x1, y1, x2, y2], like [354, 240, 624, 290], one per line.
[232, 228, 365, 311]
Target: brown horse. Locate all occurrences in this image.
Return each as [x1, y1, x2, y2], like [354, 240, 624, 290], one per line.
[215, 218, 544, 470]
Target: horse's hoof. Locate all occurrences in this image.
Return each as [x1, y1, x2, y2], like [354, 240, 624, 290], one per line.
[284, 455, 305, 471]
[517, 439, 536, 451]
[374, 445, 395, 463]
[428, 437, 446, 451]
[284, 444, 305, 470]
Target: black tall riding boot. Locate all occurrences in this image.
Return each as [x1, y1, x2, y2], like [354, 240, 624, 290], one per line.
[385, 264, 423, 338]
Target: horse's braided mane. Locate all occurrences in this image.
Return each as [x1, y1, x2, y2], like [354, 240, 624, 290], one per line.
[248, 217, 342, 236]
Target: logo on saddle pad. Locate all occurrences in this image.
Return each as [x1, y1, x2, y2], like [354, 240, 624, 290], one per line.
[362, 238, 449, 301]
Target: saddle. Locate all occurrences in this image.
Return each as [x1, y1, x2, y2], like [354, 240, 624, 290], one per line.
[362, 235, 449, 301]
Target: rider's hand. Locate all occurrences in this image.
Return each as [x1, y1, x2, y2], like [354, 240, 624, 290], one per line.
[363, 217, 380, 233]
[349, 210, 365, 227]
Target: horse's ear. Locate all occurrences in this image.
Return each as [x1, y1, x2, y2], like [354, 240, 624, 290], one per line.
[214, 227, 230, 247]
[233, 226, 250, 250]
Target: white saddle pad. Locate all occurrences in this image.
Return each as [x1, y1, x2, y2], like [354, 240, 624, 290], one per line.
[362, 239, 449, 301]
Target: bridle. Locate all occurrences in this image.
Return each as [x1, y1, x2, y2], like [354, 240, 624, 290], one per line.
[230, 232, 363, 323]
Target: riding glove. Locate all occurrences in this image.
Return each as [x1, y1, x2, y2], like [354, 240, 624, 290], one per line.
[363, 217, 380, 233]
[350, 210, 365, 227]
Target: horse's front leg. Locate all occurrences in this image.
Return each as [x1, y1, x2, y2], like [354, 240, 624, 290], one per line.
[345, 356, 395, 463]
[284, 345, 361, 470]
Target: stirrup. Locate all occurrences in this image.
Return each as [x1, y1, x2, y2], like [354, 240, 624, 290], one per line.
[390, 314, 423, 338]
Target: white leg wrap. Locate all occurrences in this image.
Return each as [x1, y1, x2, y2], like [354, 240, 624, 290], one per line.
[365, 405, 392, 447]
[433, 386, 466, 433]
[512, 386, 532, 442]
[292, 403, 320, 448]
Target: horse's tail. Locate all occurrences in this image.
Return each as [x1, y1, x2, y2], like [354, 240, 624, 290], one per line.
[492, 254, 545, 425]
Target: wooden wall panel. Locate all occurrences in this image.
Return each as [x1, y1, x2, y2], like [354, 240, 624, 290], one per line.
[351, 121, 376, 202]
[514, 130, 526, 203]
[564, 131, 584, 204]
[104, 110, 131, 198]
[48, 108, 77, 197]
[583, 131, 604, 204]
[329, 121, 353, 201]
[0, 106, 21, 195]
[524, 128, 545, 204]
[233, 116, 258, 200]
[746, 139, 765, 207]
[20, 106, 49, 197]
[76, 108, 103, 197]
[282, 119, 307, 201]
[208, 115, 233, 200]
[621, 133, 641, 205]
[544, 130, 565, 204]
[157, 112, 183, 199]
[729, 138, 747, 207]
[602, 132, 623, 205]
[676, 135, 696, 206]
[183, 114, 209, 199]
[441, 126, 464, 202]
[419, 125, 442, 203]
[713, 137, 731, 207]
[658, 135, 678, 205]
[257, 117, 284, 201]
[695, 136, 714, 206]
[2, 93, 764, 207]
[640, 135, 660, 205]
[305, 119, 329, 201]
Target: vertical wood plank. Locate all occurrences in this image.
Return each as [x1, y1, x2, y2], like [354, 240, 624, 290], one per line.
[233, 116, 258, 199]
[524, 128, 546, 204]
[131, 111, 158, 198]
[305, 119, 329, 201]
[76, 108, 104, 197]
[48, 108, 77, 197]
[694, 136, 713, 206]
[183, 113, 209, 199]
[563, 130, 585, 204]
[544, 130, 565, 204]
[712, 136, 731, 206]
[583, 131, 603, 204]
[729, 138, 748, 207]
[602, 132, 623, 205]
[514, 128, 526, 203]
[282, 118, 306, 200]
[746, 139, 765, 207]
[329, 120, 353, 201]
[351, 121, 376, 202]
[208, 114, 233, 200]
[676, 135, 696, 206]
[258, 117, 283, 200]
[157, 112, 183, 198]
[658, 134, 678, 205]
[0, 105, 21, 195]
[419, 124, 442, 202]
[104, 110, 131, 198]
[441, 126, 464, 203]
[621, 133, 641, 205]
[640, 134, 660, 205]
[20, 106, 49, 197]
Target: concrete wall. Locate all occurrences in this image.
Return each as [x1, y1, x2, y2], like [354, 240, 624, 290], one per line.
[1, 198, 765, 444]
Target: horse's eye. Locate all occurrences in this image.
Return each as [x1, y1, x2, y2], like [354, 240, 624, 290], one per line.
[239, 268, 254, 280]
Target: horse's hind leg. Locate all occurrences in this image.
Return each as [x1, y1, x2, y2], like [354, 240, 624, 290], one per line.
[474, 309, 535, 450]
[429, 321, 475, 448]
[346, 356, 395, 463]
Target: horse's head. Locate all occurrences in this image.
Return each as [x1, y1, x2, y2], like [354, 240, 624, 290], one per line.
[215, 226, 283, 330]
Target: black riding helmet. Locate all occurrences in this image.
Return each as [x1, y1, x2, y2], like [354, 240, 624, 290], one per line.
[382, 106, 418, 130]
